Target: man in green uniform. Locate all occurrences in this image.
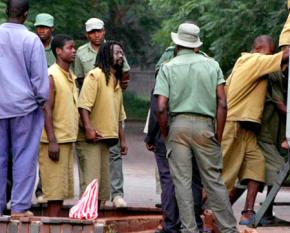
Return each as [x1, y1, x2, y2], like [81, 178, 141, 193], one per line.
[74, 18, 130, 208]
[154, 22, 238, 233]
[34, 13, 55, 67]
[34, 13, 55, 203]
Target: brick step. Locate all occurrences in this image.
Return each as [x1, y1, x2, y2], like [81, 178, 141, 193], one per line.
[0, 213, 162, 233]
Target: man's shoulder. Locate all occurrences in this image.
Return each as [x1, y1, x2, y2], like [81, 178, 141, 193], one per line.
[76, 43, 90, 55]
[88, 67, 104, 79]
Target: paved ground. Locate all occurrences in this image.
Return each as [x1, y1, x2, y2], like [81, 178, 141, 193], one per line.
[58, 121, 290, 232]
[121, 121, 290, 233]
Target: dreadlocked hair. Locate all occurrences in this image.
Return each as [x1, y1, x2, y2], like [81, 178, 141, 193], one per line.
[95, 40, 124, 85]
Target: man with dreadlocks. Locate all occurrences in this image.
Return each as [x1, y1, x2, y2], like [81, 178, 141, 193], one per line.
[77, 41, 128, 207]
[75, 18, 130, 208]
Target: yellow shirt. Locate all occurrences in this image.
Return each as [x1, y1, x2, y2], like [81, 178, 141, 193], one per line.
[226, 52, 283, 124]
[41, 64, 79, 143]
[279, 12, 290, 47]
[78, 67, 126, 141]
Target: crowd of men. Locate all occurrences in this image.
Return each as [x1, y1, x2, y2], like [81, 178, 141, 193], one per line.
[1, 0, 290, 233]
[0, 0, 129, 218]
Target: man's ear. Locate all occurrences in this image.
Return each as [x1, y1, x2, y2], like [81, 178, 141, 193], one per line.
[56, 47, 62, 56]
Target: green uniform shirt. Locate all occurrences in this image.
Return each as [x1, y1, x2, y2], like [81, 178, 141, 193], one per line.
[258, 72, 286, 146]
[154, 49, 225, 118]
[74, 42, 131, 79]
[45, 43, 55, 67]
[155, 46, 175, 72]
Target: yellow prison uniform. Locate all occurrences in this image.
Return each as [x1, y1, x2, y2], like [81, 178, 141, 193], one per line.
[39, 63, 79, 200]
[76, 67, 126, 200]
[279, 1, 290, 47]
[222, 52, 283, 192]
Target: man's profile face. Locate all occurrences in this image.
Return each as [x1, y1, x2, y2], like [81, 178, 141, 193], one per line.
[112, 44, 124, 67]
[253, 41, 274, 55]
[35, 26, 53, 42]
[57, 40, 76, 64]
[86, 29, 105, 47]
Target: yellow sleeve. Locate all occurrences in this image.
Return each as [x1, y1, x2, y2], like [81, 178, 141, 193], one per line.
[279, 13, 290, 47]
[78, 72, 98, 112]
[119, 94, 126, 121]
[119, 104, 127, 121]
[253, 52, 283, 79]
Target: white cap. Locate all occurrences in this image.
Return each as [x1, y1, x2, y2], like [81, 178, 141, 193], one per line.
[85, 18, 104, 32]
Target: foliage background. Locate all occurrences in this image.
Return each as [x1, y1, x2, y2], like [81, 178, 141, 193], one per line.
[0, 0, 289, 72]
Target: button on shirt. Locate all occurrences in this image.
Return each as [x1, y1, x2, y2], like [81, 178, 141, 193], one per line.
[154, 49, 225, 118]
[0, 23, 49, 119]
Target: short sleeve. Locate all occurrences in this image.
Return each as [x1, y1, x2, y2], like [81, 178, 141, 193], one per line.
[78, 73, 98, 112]
[216, 62, 225, 86]
[119, 104, 127, 121]
[153, 64, 170, 98]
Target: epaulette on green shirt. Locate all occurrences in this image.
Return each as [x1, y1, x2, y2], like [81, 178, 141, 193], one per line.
[74, 42, 131, 79]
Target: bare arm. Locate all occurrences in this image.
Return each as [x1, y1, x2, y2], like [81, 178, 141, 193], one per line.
[119, 121, 128, 155]
[44, 77, 59, 161]
[157, 95, 169, 138]
[216, 84, 227, 144]
[79, 108, 102, 142]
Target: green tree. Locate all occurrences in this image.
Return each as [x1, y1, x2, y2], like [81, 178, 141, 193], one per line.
[0, 0, 6, 24]
[28, 0, 161, 68]
[150, 0, 288, 73]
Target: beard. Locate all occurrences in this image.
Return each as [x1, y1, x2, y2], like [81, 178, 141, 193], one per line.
[113, 62, 124, 81]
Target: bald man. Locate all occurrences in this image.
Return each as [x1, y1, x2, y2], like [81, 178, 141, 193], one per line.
[222, 35, 290, 225]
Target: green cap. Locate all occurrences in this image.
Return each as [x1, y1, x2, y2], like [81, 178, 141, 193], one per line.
[34, 13, 54, 27]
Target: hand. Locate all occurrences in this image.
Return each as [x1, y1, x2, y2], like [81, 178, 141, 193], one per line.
[120, 79, 129, 90]
[48, 141, 60, 161]
[146, 143, 156, 152]
[120, 141, 128, 155]
[85, 127, 103, 142]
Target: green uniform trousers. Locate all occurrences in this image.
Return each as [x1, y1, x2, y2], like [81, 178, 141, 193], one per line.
[166, 114, 238, 233]
[76, 141, 110, 201]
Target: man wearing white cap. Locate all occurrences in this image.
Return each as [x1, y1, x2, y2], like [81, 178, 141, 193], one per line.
[75, 18, 130, 208]
[74, 18, 130, 87]
[154, 23, 238, 233]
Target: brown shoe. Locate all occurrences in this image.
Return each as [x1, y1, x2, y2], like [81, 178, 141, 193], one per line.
[11, 210, 34, 218]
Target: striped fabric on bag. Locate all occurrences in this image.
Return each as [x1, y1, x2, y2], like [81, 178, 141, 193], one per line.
[69, 179, 99, 220]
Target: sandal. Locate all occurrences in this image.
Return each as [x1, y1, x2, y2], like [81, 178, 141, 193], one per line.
[239, 209, 256, 225]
